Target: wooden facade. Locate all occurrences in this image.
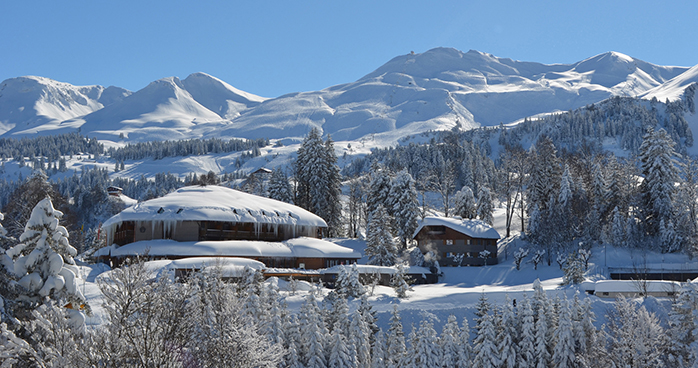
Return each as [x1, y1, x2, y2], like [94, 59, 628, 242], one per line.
[112, 220, 322, 246]
[414, 225, 498, 266]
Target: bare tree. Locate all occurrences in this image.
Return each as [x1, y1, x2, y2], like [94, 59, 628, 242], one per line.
[430, 160, 456, 217]
[499, 145, 528, 237]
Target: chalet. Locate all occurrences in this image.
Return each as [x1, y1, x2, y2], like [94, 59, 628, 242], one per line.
[413, 216, 501, 266]
[107, 186, 123, 196]
[96, 185, 361, 269]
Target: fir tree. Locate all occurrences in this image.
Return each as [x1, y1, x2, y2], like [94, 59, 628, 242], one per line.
[638, 127, 681, 248]
[439, 315, 462, 368]
[497, 297, 518, 368]
[3, 197, 89, 327]
[335, 264, 365, 299]
[391, 262, 412, 299]
[386, 306, 406, 368]
[472, 313, 500, 368]
[453, 185, 477, 219]
[552, 298, 576, 368]
[365, 204, 398, 266]
[408, 318, 441, 368]
[517, 297, 536, 368]
[328, 328, 353, 368]
[268, 169, 293, 203]
[349, 308, 371, 368]
[389, 169, 420, 248]
[294, 128, 343, 236]
[476, 186, 494, 225]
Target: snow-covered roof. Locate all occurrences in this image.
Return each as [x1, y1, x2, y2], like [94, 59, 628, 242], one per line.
[412, 216, 501, 240]
[167, 257, 265, 270]
[102, 185, 327, 228]
[594, 280, 681, 293]
[103, 237, 361, 259]
[319, 264, 432, 275]
[166, 257, 264, 278]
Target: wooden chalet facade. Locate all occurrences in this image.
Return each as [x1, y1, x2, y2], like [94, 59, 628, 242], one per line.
[413, 216, 501, 266]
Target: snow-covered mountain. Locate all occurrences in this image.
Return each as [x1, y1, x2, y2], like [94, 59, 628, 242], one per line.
[641, 64, 698, 102]
[0, 48, 692, 146]
[0, 76, 131, 136]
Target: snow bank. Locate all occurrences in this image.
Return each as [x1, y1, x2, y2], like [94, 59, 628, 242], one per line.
[413, 216, 501, 239]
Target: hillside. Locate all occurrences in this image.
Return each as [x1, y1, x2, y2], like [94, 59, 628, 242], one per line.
[0, 48, 691, 149]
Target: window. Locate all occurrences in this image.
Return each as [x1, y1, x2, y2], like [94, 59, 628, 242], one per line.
[427, 226, 446, 235]
[445, 239, 454, 245]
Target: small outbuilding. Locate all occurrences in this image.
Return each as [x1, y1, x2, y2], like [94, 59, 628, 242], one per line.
[413, 216, 500, 266]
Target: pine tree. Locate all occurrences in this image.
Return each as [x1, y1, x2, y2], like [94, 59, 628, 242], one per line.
[389, 169, 420, 248]
[294, 128, 343, 236]
[453, 185, 477, 219]
[335, 264, 365, 299]
[472, 313, 500, 368]
[328, 328, 353, 368]
[517, 297, 536, 368]
[439, 315, 462, 368]
[667, 281, 698, 367]
[552, 298, 576, 368]
[386, 306, 406, 368]
[367, 162, 393, 219]
[408, 318, 441, 367]
[349, 308, 371, 368]
[457, 317, 473, 368]
[3, 197, 89, 328]
[299, 290, 328, 368]
[606, 297, 667, 368]
[638, 127, 681, 246]
[268, 169, 293, 203]
[476, 187, 494, 225]
[371, 331, 386, 368]
[497, 297, 518, 368]
[391, 262, 412, 299]
[534, 306, 551, 368]
[365, 204, 398, 266]
[563, 251, 585, 285]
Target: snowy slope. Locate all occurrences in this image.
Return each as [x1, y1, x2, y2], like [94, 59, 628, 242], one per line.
[0, 48, 688, 148]
[74, 77, 230, 142]
[0, 76, 131, 136]
[641, 63, 698, 102]
[220, 49, 688, 145]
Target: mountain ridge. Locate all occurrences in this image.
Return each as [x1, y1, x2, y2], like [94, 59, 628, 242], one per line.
[0, 48, 694, 147]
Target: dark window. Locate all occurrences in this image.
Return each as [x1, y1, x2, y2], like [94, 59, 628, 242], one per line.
[427, 226, 446, 235]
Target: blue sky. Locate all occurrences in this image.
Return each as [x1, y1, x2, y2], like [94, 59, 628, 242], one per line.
[2, 1, 696, 98]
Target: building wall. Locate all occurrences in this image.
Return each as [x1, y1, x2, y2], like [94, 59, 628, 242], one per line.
[415, 226, 498, 266]
[115, 220, 323, 245]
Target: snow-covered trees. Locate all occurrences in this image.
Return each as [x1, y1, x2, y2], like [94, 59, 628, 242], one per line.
[365, 205, 398, 266]
[294, 128, 343, 237]
[453, 185, 477, 220]
[334, 264, 365, 298]
[2, 197, 88, 327]
[476, 187, 494, 225]
[388, 169, 420, 248]
[268, 169, 293, 203]
[606, 297, 668, 368]
[391, 262, 412, 299]
[639, 127, 681, 251]
[562, 250, 586, 285]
